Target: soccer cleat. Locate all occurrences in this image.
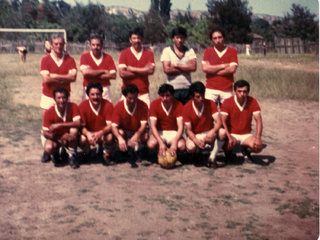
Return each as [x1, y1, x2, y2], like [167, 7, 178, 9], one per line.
[225, 151, 237, 164]
[41, 151, 51, 163]
[102, 150, 110, 165]
[52, 153, 61, 167]
[242, 147, 254, 163]
[207, 158, 218, 169]
[69, 154, 79, 169]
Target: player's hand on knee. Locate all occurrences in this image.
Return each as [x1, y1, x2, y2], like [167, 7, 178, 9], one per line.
[253, 138, 263, 152]
[118, 138, 127, 152]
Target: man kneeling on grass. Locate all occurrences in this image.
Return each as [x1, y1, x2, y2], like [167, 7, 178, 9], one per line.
[78, 82, 114, 164]
[41, 88, 80, 168]
[220, 79, 263, 163]
[183, 82, 226, 168]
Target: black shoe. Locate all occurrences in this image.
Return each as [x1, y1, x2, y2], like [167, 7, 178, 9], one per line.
[129, 151, 138, 168]
[69, 154, 79, 169]
[96, 143, 103, 157]
[52, 153, 61, 167]
[60, 147, 68, 162]
[207, 158, 218, 169]
[225, 151, 236, 164]
[242, 147, 254, 163]
[102, 150, 110, 166]
[41, 151, 51, 163]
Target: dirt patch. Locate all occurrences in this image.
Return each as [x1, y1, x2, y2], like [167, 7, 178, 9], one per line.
[0, 98, 318, 240]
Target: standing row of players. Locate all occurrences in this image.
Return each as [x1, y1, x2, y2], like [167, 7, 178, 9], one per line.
[40, 26, 263, 169]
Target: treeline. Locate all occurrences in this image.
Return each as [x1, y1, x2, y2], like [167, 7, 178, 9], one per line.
[0, 0, 318, 45]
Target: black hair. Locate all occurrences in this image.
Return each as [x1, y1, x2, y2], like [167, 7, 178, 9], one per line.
[209, 27, 226, 40]
[234, 80, 250, 92]
[122, 84, 139, 96]
[90, 33, 103, 45]
[86, 82, 103, 96]
[171, 27, 187, 39]
[189, 81, 205, 97]
[129, 27, 144, 38]
[53, 87, 68, 98]
[158, 84, 175, 95]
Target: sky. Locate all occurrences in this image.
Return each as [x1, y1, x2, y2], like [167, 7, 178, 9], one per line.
[63, 0, 319, 18]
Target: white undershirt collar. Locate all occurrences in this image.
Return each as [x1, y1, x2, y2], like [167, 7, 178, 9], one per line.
[90, 51, 103, 66]
[89, 100, 101, 116]
[161, 102, 172, 116]
[124, 98, 137, 116]
[214, 46, 227, 58]
[55, 104, 67, 121]
[50, 52, 65, 67]
[234, 95, 247, 112]
[130, 46, 143, 60]
[192, 101, 204, 117]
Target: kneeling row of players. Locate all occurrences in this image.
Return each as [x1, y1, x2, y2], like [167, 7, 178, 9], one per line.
[41, 80, 263, 169]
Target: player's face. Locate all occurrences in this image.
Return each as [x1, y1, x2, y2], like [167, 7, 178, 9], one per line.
[129, 34, 143, 52]
[160, 91, 173, 106]
[211, 31, 225, 50]
[235, 86, 249, 104]
[88, 88, 102, 106]
[125, 92, 138, 109]
[54, 92, 67, 109]
[90, 38, 102, 57]
[51, 37, 65, 56]
[192, 92, 204, 108]
[172, 35, 186, 49]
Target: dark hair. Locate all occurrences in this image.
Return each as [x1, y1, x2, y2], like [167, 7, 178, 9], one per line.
[50, 34, 65, 44]
[189, 81, 205, 97]
[86, 82, 103, 96]
[171, 27, 187, 39]
[53, 87, 68, 98]
[234, 79, 250, 92]
[129, 27, 144, 38]
[209, 27, 226, 40]
[122, 84, 139, 96]
[158, 84, 175, 96]
[90, 33, 103, 45]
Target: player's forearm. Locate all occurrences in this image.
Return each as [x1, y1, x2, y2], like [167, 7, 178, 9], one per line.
[112, 126, 123, 141]
[221, 115, 232, 140]
[59, 120, 80, 129]
[216, 65, 237, 76]
[202, 63, 228, 74]
[175, 61, 197, 73]
[255, 118, 263, 139]
[119, 67, 136, 78]
[50, 72, 77, 83]
[127, 65, 155, 75]
[100, 72, 116, 80]
[81, 68, 105, 78]
[102, 124, 112, 135]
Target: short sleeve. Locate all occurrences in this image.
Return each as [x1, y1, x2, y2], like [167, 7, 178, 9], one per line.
[160, 47, 170, 62]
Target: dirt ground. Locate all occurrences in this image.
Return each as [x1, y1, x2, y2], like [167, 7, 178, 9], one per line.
[0, 56, 319, 240]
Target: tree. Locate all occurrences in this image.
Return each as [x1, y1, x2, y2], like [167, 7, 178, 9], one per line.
[206, 0, 253, 43]
[159, 0, 171, 24]
[251, 18, 274, 40]
[144, 8, 166, 44]
[174, 3, 196, 26]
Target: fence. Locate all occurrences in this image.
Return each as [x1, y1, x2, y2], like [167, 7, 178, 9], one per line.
[0, 37, 318, 55]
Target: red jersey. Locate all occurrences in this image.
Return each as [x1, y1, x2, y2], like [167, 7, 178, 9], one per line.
[42, 102, 80, 136]
[79, 99, 114, 132]
[220, 96, 261, 134]
[183, 99, 219, 134]
[80, 51, 117, 87]
[150, 98, 183, 131]
[40, 53, 77, 97]
[202, 46, 238, 91]
[118, 47, 155, 94]
[112, 98, 149, 131]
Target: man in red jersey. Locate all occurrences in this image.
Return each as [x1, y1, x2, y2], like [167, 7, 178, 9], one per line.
[40, 34, 77, 118]
[147, 84, 185, 159]
[42, 88, 80, 168]
[220, 80, 263, 164]
[183, 82, 226, 168]
[111, 84, 149, 167]
[80, 34, 117, 101]
[78, 82, 114, 164]
[118, 27, 155, 107]
[202, 27, 238, 105]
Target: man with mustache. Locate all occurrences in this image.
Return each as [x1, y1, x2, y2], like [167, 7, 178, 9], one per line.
[78, 82, 114, 164]
[118, 27, 155, 107]
[80, 34, 117, 101]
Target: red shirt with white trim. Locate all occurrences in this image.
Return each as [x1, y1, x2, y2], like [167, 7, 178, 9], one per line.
[202, 46, 238, 91]
[42, 102, 80, 136]
[183, 99, 219, 134]
[118, 47, 155, 94]
[220, 96, 261, 134]
[80, 51, 117, 87]
[112, 98, 149, 131]
[40, 53, 77, 97]
[150, 98, 183, 131]
[78, 99, 113, 132]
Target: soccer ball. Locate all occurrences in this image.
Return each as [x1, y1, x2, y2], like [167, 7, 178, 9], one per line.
[158, 150, 177, 169]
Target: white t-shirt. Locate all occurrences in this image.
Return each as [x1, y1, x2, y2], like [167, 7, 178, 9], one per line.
[160, 46, 197, 90]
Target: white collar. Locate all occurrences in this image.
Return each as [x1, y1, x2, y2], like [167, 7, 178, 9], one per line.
[234, 95, 247, 111]
[124, 98, 137, 116]
[161, 101, 172, 116]
[89, 100, 101, 116]
[55, 104, 67, 121]
[90, 51, 103, 66]
[192, 101, 204, 117]
[130, 46, 143, 60]
[214, 46, 227, 58]
[50, 52, 65, 67]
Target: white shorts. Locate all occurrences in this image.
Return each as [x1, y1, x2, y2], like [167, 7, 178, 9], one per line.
[158, 130, 178, 145]
[83, 85, 111, 102]
[231, 133, 253, 145]
[120, 93, 150, 108]
[195, 131, 212, 151]
[40, 94, 70, 110]
[205, 88, 233, 104]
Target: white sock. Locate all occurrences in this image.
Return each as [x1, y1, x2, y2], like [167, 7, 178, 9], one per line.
[209, 139, 225, 160]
